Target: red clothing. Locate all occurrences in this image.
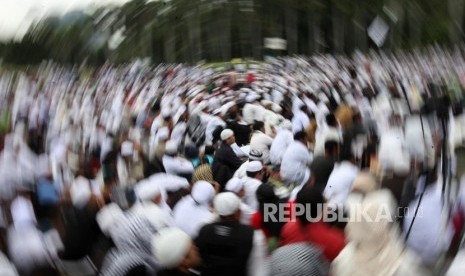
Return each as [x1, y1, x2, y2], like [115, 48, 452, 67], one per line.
[280, 220, 345, 261]
[250, 212, 271, 238]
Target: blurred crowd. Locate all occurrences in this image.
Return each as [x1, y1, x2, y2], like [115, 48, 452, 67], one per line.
[1, 46, 465, 275]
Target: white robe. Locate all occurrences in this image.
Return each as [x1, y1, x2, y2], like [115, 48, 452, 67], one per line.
[173, 196, 215, 238]
[250, 131, 273, 164]
[269, 129, 294, 166]
[242, 177, 263, 211]
[291, 110, 310, 134]
[280, 141, 313, 184]
[162, 155, 195, 176]
[403, 181, 454, 266]
[323, 161, 360, 207]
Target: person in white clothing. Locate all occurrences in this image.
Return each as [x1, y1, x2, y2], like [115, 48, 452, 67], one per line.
[173, 181, 216, 238]
[250, 121, 274, 164]
[162, 140, 195, 177]
[280, 131, 313, 185]
[225, 177, 255, 225]
[291, 104, 310, 134]
[269, 120, 294, 167]
[234, 149, 264, 179]
[323, 153, 360, 208]
[243, 161, 267, 211]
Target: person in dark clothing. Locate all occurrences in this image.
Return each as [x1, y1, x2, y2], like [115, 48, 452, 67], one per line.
[196, 192, 266, 276]
[60, 178, 101, 261]
[212, 129, 244, 188]
[311, 140, 339, 193]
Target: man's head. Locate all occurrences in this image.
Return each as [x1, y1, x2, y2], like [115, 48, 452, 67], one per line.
[213, 192, 242, 221]
[152, 228, 201, 273]
[165, 140, 179, 157]
[246, 161, 265, 181]
[253, 121, 265, 132]
[220, 129, 235, 145]
[325, 113, 338, 128]
[135, 180, 162, 205]
[324, 139, 340, 159]
[294, 131, 308, 145]
[225, 178, 245, 198]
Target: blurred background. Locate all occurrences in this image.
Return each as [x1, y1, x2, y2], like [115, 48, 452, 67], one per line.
[1, 0, 465, 65]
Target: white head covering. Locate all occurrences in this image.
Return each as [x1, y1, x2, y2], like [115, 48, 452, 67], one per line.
[152, 227, 191, 269]
[191, 181, 215, 205]
[247, 161, 263, 172]
[214, 192, 241, 216]
[225, 178, 244, 194]
[165, 140, 178, 155]
[173, 181, 216, 237]
[70, 176, 92, 208]
[135, 180, 161, 202]
[220, 129, 234, 141]
[96, 203, 124, 236]
[121, 141, 134, 157]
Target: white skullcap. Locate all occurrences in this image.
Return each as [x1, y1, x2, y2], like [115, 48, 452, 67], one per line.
[220, 102, 236, 116]
[214, 192, 241, 216]
[165, 140, 178, 155]
[152, 227, 191, 269]
[157, 127, 170, 141]
[70, 176, 92, 208]
[225, 178, 244, 194]
[220, 129, 234, 141]
[121, 141, 134, 157]
[191, 181, 215, 205]
[96, 203, 123, 236]
[135, 179, 161, 201]
[247, 161, 263, 173]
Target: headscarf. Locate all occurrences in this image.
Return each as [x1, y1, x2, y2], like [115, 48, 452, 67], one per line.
[333, 190, 424, 276]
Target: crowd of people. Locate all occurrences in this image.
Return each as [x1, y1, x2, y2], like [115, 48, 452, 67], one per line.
[1, 47, 465, 275]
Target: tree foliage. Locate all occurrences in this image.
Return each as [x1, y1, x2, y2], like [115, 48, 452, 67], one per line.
[0, 0, 463, 64]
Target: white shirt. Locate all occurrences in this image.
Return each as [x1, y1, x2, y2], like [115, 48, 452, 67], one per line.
[205, 116, 226, 146]
[234, 161, 249, 179]
[131, 201, 174, 230]
[250, 131, 273, 164]
[323, 161, 360, 207]
[269, 129, 294, 166]
[247, 230, 267, 276]
[173, 196, 215, 238]
[291, 110, 310, 133]
[162, 155, 195, 176]
[403, 181, 453, 266]
[313, 126, 342, 157]
[243, 177, 263, 211]
[280, 141, 313, 184]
